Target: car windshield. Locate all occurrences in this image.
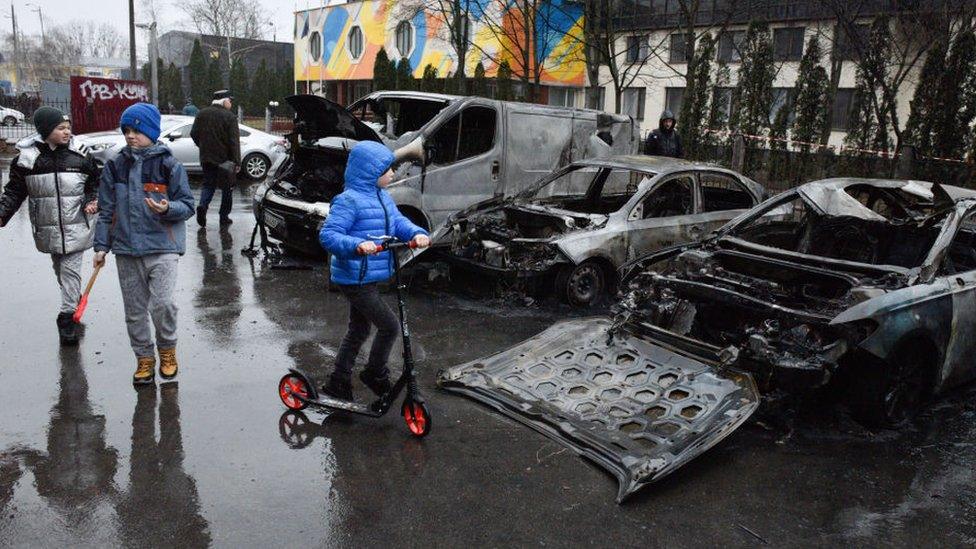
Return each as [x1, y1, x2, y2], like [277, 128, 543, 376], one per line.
[522, 165, 656, 215]
[347, 96, 450, 139]
[727, 189, 951, 268]
[161, 117, 187, 132]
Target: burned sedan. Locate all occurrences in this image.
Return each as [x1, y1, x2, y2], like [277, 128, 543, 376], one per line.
[433, 155, 764, 306]
[437, 178, 976, 501]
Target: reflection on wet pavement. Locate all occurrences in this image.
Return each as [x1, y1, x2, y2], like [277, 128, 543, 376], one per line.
[0, 176, 974, 546]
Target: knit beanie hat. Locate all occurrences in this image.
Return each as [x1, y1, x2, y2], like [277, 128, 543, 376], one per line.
[33, 106, 69, 140]
[119, 102, 162, 142]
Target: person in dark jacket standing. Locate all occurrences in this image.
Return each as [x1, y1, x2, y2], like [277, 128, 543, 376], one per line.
[190, 90, 240, 227]
[181, 99, 198, 117]
[644, 109, 683, 158]
[0, 106, 100, 344]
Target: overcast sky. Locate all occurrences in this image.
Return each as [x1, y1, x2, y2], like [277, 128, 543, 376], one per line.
[7, 0, 308, 51]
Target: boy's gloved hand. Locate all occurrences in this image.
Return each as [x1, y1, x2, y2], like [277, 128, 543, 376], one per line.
[145, 197, 169, 214]
[93, 251, 107, 269]
[412, 235, 431, 248]
[357, 241, 378, 255]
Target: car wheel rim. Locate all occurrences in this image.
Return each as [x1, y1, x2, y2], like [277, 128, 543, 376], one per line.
[247, 157, 267, 178]
[569, 265, 601, 304]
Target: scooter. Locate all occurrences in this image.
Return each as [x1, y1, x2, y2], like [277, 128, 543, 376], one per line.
[277, 236, 432, 438]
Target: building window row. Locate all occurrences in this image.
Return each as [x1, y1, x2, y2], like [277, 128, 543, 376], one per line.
[656, 25, 863, 65]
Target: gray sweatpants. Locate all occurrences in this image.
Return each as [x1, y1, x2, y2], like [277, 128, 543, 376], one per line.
[51, 251, 84, 314]
[116, 254, 180, 358]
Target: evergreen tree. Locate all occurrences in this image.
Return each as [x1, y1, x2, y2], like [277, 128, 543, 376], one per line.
[373, 47, 395, 92]
[769, 101, 791, 180]
[904, 40, 946, 157]
[471, 62, 487, 97]
[791, 36, 830, 153]
[167, 63, 185, 106]
[846, 16, 892, 155]
[420, 64, 439, 92]
[705, 60, 732, 145]
[678, 34, 716, 159]
[730, 21, 775, 137]
[932, 30, 976, 159]
[206, 58, 224, 101]
[229, 60, 251, 115]
[496, 60, 513, 100]
[250, 59, 273, 116]
[395, 58, 415, 91]
[187, 39, 209, 107]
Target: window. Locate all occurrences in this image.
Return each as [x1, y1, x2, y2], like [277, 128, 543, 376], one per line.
[770, 87, 794, 124]
[428, 106, 497, 165]
[626, 35, 649, 63]
[773, 27, 805, 61]
[166, 123, 193, 139]
[395, 21, 414, 57]
[700, 172, 754, 212]
[665, 87, 685, 121]
[348, 26, 364, 59]
[717, 30, 746, 63]
[669, 33, 691, 64]
[621, 88, 646, 120]
[548, 87, 579, 108]
[585, 86, 606, 111]
[637, 175, 694, 219]
[712, 87, 735, 124]
[942, 210, 976, 274]
[831, 88, 855, 130]
[238, 127, 251, 137]
[353, 82, 372, 101]
[834, 23, 870, 60]
[309, 31, 322, 61]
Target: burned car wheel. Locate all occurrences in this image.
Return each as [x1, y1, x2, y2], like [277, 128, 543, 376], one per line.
[556, 261, 606, 307]
[847, 341, 935, 428]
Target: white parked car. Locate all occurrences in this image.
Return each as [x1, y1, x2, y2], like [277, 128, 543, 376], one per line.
[0, 106, 25, 126]
[75, 114, 288, 180]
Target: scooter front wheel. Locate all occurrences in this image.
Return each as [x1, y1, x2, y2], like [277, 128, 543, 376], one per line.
[402, 400, 431, 437]
[279, 373, 310, 411]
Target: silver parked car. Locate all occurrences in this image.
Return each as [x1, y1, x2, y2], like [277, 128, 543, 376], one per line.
[426, 155, 765, 306]
[75, 115, 288, 180]
[0, 106, 25, 126]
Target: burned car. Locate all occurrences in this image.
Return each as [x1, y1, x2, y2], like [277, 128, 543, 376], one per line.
[253, 92, 637, 255]
[431, 156, 763, 306]
[438, 178, 976, 501]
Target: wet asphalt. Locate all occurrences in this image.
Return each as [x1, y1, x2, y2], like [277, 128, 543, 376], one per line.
[1, 176, 975, 548]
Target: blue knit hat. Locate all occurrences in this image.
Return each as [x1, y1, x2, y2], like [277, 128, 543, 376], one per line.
[119, 103, 161, 142]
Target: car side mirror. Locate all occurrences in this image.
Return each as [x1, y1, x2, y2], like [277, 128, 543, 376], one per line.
[167, 131, 182, 141]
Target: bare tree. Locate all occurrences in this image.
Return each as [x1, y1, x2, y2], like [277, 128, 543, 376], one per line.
[176, 0, 269, 40]
[399, 0, 475, 89]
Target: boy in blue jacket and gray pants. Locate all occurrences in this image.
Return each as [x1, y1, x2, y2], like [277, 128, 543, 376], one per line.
[319, 141, 429, 400]
[93, 103, 196, 385]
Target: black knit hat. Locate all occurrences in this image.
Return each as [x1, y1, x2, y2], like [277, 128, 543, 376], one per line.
[33, 106, 69, 140]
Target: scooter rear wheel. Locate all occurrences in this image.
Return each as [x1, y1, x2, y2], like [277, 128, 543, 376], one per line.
[279, 373, 310, 411]
[402, 400, 431, 437]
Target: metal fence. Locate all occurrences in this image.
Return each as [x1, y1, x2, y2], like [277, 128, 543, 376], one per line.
[0, 96, 69, 144]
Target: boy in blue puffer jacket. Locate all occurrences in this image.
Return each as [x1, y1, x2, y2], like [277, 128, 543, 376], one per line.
[319, 141, 429, 400]
[93, 103, 195, 386]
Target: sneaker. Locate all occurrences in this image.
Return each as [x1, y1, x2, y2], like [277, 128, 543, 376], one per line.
[158, 347, 178, 379]
[321, 373, 353, 402]
[359, 369, 393, 397]
[56, 313, 79, 345]
[196, 206, 207, 227]
[133, 356, 156, 385]
[219, 217, 233, 226]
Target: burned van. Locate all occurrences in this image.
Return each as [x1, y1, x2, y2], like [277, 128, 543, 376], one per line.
[252, 91, 637, 255]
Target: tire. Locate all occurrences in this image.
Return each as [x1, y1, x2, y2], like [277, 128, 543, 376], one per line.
[241, 153, 271, 180]
[555, 261, 607, 308]
[846, 341, 935, 428]
[278, 373, 311, 411]
[402, 400, 432, 437]
[3, 116, 15, 126]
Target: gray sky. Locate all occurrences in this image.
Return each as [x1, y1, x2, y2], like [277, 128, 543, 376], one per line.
[7, 0, 302, 51]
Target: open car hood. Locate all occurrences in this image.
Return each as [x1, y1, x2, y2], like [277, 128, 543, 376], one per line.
[438, 318, 759, 502]
[285, 94, 381, 143]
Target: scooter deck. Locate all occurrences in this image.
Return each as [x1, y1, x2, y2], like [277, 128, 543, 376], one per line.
[296, 392, 385, 416]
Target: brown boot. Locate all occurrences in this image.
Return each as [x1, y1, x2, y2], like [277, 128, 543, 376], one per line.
[133, 356, 155, 385]
[159, 347, 179, 380]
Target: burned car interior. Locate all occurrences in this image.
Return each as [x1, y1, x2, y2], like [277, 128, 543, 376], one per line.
[347, 95, 452, 140]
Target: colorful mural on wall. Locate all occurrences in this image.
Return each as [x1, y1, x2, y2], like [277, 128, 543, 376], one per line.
[293, 0, 585, 87]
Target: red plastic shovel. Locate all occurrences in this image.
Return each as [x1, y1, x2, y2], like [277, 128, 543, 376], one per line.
[73, 264, 103, 323]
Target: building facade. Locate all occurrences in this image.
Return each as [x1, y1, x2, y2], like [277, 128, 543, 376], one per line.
[293, 0, 586, 105]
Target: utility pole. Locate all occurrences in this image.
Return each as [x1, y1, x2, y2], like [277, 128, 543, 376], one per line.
[137, 22, 159, 105]
[8, 4, 22, 92]
[128, 0, 137, 79]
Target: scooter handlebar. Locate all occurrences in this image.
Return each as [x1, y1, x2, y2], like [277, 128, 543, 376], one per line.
[358, 240, 419, 255]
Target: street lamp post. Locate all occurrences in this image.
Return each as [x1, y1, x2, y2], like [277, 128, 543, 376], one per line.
[137, 22, 159, 107]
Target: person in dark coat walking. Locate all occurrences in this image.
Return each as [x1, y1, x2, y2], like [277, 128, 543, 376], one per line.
[644, 109, 683, 158]
[181, 100, 198, 117]
[190, 90, 240, 227]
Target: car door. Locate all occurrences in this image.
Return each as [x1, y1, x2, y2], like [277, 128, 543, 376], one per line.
[936, 206, 976, 388]
[696, 171, 759, 233]
[162, 123, 200, 170]
[624, 171, 697, 261]
[419, 103, 501, 229]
